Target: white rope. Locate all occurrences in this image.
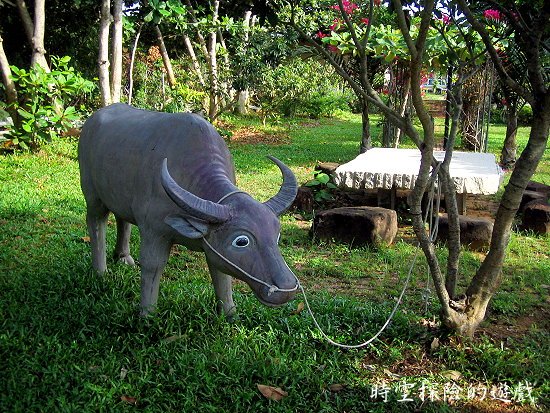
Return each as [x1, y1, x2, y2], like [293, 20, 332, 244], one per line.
[294, 250, 419, 349]
[206, 166, 441, 349]
[202, 237, 299, 295]
[217, 190, 248, 204]
[296, 163, 442, 349]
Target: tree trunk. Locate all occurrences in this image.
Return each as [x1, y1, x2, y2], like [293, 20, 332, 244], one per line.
[183, 34, 205, 87]
[394, 69, 411, 148]
[458, 97, 550, 337]
[217, 28, 231, 108]
[236, 10, 253, 115]
[30, 0, 48, 71]
[155, 25, 177, 88]
[128, 24, 142, 105]
[500, 100, 518, 169]
[0, 35, 19, 127]
[110, 0, 123, 103]
[16, 0, 34, 44]
[443, 74, 464, 299]
[184, 0, 210, 58]
[359, 98, 372, 153]
[98, 0, 112, 107]
[16, 0, 49, 72]
[207, 0, 220, 120]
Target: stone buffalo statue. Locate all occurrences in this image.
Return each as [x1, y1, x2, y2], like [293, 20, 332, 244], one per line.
[78, 104, 298, 316]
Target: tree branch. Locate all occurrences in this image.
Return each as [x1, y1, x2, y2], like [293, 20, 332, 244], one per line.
[391, 0, 417, 60]
[456, 0, 532, 104]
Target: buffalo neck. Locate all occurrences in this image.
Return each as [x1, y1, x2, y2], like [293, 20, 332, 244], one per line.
[177, 153, 240, 204]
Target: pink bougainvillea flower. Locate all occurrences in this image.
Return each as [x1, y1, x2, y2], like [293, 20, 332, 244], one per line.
[483, 9, 501, 21]
[317, 31, 328, 38]
[442, 14, 450, 24]
[330, 0, 359, 15]
[361, 17, 370, 25]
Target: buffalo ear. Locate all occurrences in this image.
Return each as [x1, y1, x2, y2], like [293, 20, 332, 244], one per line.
[165, 215, 210, 239]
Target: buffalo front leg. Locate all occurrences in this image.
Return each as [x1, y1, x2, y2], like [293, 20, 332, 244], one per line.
[206, 258, 236, 320]
[86, 207, 109, 274]
[114, 216, 135, 266]
[139, 233, 171, 316]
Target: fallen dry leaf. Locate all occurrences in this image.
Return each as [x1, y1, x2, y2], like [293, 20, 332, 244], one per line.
[328, 384, 345, 392]
[163, 334, 186, 343]
[257, 384, 288, 401]
[120, 367, 128, 380]
[440, 370, 462, 381]
[81, 236, 91, 243]
[291, 302, 305, 315]
[120, 395, 137, 405]
[383, 368, 400, 378]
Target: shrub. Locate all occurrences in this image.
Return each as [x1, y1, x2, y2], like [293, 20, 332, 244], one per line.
[517, 104, 532, 126]
[301, 90, 351, 119]
[490, 107, 506, 124]
[129, 56, 205, 114]
[5, 56, 95, 150]
[253, 59, 352, 120]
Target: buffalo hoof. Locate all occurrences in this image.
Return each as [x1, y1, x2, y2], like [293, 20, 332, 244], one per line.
[225, 312, 239, 324]
[116, 254, 136, 266]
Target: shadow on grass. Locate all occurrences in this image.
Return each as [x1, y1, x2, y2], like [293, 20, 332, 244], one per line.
[1, 218, 460, 412]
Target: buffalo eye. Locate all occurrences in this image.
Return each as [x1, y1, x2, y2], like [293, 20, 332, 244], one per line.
[232, 235, 250, 248]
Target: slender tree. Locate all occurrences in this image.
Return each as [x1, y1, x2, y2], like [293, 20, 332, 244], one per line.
[110, 0, 123, 103]
[16, 0, 50, 71]
[98, 0, 112, 106]
[0, 34, 19, 126]
[98, 0, 123, 106]
[154, 25, 177, 88]
[236, 10, 254, 114]
[288, 0, 549, 337]
[452, 0, 550, 336]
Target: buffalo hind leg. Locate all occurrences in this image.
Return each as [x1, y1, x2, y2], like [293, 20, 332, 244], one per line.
[206, 258, 237, 321]
[86, 203, 109, 274]
[139, 232, 171, 316]
[114, 216, 135, 266]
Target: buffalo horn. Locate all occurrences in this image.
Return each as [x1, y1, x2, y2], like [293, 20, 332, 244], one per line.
[263, 156, 298, 216]
[160, 158, 231, 223]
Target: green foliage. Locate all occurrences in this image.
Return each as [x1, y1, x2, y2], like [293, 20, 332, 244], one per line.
[5, 56, 94, 151]
[305, 170, 337, 202]
[301, 91, 351, 118]
[129, 56, 206, 113]
[517, 104, 533, 126]
[143, 0, 187, 25]
[490, 104, 533, 126]
[230, 26, 296, 92]
[164, 83, 206, 113]
[253, 58, 352, 120]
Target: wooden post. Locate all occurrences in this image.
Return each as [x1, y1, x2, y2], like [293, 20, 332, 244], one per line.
[457, 193, 467, 215]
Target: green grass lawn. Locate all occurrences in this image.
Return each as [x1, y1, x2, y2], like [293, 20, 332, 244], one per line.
[0, 113, 548, 412]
